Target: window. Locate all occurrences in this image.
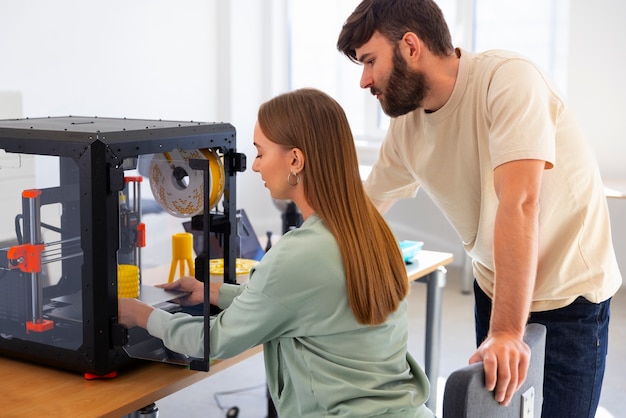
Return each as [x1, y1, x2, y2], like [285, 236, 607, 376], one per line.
[473, 0, 570, 95]
[287, 0, 570, 154]
[287, 1, 367, 135]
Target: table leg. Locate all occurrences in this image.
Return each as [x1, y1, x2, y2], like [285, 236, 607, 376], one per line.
[420, 266, 446, 411]
[461, 252, 473, 294]
[122, 403, 159, 418]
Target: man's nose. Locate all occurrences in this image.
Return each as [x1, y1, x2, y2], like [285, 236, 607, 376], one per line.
[360, 67, 373, 89]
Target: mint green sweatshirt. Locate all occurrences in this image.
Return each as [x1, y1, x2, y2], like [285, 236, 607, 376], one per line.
[147, 215, 433, 417]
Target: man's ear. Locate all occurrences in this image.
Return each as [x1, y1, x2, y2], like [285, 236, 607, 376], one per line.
[401, 32, 422, 62]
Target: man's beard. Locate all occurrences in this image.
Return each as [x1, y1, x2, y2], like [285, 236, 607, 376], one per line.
[373, 46, 428, 117]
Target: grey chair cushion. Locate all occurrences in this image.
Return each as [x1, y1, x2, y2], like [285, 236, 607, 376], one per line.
[442, 323, 546, 418]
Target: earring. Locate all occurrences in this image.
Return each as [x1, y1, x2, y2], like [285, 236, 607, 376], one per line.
[287, 171, 300, 186]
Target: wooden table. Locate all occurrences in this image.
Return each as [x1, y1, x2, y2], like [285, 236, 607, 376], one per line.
[406, 249, 454, 411]
[1, 345, 262, 418]
[1, 262, 264, 418]
[1, 251, 451, 417]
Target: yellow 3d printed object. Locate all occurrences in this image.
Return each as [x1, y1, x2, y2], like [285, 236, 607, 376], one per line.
[168, 232, 195, 283]
[118, 264, 140, 298]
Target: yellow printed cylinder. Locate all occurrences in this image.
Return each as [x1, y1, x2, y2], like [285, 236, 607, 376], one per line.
[168, 232, 195, 282]
[172, 232, 193, 259]
[118, 264, 140, 298]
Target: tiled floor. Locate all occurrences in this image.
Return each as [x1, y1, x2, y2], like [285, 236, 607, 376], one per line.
[152, 265, 626, 418]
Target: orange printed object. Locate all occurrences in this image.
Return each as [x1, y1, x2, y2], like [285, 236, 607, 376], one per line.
[137, 223, 146, 247]
[26, 319, 54, 334]
[7, 243, 45, 273]
[124, 176, 143, 183]
[22, 189, 42, 199]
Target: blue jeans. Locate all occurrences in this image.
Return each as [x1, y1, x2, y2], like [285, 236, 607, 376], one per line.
[474, 280, 611, 418]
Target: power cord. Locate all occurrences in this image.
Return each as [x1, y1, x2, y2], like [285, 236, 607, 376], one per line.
[213, 383, 266, 418]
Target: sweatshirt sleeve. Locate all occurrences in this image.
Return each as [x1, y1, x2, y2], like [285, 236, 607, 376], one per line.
[146, 309, 206, 358]
[217, 283, 246, 309]
[144, 220, 325, 361]
[145, 281, 296, 360]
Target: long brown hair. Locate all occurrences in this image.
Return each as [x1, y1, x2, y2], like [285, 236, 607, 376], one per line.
[257, 88, 408, 325]
[337, 0, 454, 62]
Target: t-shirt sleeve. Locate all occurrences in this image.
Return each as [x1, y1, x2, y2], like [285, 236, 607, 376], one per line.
[487, 58, 561, 169]
[364, 127, 420, 201]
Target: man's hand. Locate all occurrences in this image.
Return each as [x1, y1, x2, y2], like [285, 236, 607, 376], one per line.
[468, 332, 531, 406]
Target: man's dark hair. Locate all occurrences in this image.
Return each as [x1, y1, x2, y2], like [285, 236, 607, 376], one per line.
[337, 0, 454, 62]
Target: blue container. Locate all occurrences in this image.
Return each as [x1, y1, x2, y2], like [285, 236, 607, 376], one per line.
[400, 240, 424, 262]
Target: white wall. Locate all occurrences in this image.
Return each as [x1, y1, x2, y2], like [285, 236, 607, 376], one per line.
[0, 0, 286, 243]
[568, 0, 626, 278]
[1, 2, 217, 120]
[0, 91, 27, 241]
[568, 0, 626, 180]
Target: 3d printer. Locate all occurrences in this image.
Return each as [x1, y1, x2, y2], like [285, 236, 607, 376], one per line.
[0, 116, 245, 377]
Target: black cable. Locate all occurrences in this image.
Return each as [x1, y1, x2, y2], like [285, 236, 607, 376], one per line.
[213, 383, 266, 413]
[14, 214, 23, 245]
[14, 213, 63, 246]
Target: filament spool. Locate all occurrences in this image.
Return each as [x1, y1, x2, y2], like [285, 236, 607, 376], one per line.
[149, 148, 225, 218]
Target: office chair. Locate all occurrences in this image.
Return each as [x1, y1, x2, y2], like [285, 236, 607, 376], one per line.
[442, 323, 547, 418]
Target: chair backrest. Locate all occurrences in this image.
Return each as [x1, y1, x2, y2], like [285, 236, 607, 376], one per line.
[442, 323, 547, 418]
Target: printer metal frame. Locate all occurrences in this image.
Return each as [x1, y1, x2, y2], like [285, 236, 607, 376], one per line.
[0, 116, 244, 376]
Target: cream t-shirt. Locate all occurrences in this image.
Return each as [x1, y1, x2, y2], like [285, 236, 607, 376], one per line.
[365, 49, 622, 311]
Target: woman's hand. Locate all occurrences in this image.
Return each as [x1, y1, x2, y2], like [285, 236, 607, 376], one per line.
[118, 298, 154, 329]
[156, 276, 221, 306]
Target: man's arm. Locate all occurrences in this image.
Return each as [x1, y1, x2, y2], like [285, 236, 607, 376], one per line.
[370, 196, 396, 214]
[469, 158, 544, 405]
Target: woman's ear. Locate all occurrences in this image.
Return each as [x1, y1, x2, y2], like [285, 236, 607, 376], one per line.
[290, 147, 305, 173]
